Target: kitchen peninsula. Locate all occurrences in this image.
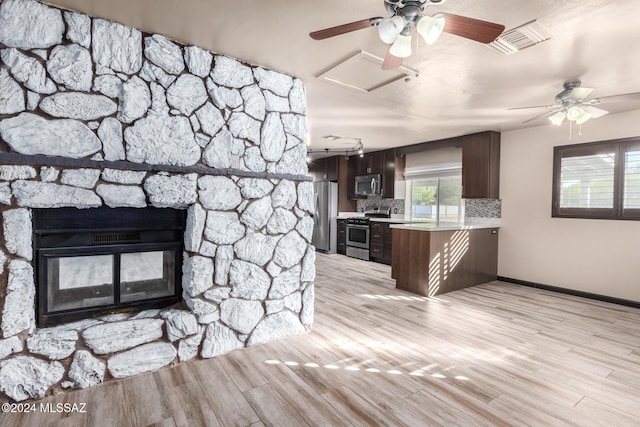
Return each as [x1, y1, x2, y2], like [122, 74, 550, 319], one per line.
[391, 222, 499, 297]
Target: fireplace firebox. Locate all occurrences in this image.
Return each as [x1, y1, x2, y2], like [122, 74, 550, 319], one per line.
[33, 207, 186, 327]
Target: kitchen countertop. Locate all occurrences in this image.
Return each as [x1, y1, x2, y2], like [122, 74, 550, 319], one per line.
[336, 213, 409, 222]
[336, 213, 363, 219]
[336, 213, 501, 229]
[368, 218, 413, 224]
[337, 212, 500, 231]
[389, 220, 501, 231]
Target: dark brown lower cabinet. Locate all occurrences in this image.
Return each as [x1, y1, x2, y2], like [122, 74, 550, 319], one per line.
[391, 227, 498, 297]
[337, 219, 346, 255]
[370, 243, 384, 259]
[370, 221, 400, 265]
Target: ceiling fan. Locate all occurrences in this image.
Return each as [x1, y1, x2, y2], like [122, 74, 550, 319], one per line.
[510, 80, 640, 126]
[309, 0, 505, 69]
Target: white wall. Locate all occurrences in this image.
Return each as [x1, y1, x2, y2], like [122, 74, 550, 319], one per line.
[499, 108, 640, 302]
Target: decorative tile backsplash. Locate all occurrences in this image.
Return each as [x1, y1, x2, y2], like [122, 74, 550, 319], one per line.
[357, 195, 405, 215]
[464, 198, 502, 218]
[355, 197, 501, 218]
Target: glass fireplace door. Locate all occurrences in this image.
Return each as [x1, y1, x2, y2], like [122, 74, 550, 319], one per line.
[120, 250, 176, 302]
[34, 207, 186, 327]
[39, 243, 181, 323]
[47, 254, 115, 312]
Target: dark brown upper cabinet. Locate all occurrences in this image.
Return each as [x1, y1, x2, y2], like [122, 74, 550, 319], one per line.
[383, 149, 404, 199]
[462, 131, 500, 199]
[346, 149, 402, 199]
[307, 156, 338, 182]
[346, 154, 366, 200]
[308, 155, 356, 212]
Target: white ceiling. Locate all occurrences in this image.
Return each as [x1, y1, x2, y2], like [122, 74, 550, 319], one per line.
[45, 0, 640, 156]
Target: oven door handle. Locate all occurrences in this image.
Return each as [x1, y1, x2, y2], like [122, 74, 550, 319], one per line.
[346, 224, 369, 230]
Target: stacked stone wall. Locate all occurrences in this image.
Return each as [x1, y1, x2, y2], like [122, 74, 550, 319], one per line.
[0, 0, 313, 402]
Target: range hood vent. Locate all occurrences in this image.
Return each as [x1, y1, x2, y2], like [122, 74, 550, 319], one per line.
[488, 20, 552, 55]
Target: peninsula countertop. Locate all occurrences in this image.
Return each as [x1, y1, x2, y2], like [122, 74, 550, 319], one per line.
[336, 213, 412, 223]
[336, 213, 501, 229]
[389, 220, 501, 231]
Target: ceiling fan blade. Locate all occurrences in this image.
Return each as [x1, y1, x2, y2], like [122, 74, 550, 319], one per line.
[507, 104, 558, 111]
[382, 47, 403, 70]
[570, 87, 594, 100]
[310, 17, 382, 40]
[442, 13, 505, 44]
[582, 105, 609, 118]
[522, 109, 561, 124]
[590, 92, 640, 104]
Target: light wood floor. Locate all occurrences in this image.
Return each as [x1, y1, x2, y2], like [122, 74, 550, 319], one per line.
[3, 253, 640, 426]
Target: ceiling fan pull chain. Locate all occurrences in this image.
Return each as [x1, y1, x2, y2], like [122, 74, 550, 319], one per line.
[416, 33, 420, 68]
[412, 32, 423, 77]
[569, 121, 573, 141]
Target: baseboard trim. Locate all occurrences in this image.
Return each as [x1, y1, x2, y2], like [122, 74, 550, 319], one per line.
[497, 276, 640, 309]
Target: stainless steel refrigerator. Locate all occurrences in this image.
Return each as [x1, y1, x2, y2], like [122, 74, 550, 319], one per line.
[312, 181, 338, 253]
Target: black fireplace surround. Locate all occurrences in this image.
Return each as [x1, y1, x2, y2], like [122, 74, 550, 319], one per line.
[33, 207, 186, 327]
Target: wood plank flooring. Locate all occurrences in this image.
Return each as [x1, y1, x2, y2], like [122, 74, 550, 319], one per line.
[3, 253, 640, 426]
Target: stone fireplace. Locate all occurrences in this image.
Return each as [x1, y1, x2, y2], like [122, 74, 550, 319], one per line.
[0, 0, 315, 402]
[33, 207, 186, 327]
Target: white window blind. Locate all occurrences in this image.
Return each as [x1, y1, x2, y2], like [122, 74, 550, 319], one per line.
[403, 161, 462, 181]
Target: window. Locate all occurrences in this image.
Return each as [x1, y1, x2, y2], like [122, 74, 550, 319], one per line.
[405, 162, 463, 222]
[552, 137, 640, 219]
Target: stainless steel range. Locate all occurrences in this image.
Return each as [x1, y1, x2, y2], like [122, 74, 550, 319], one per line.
[345, 207, 390, 261]
[345, 217, 370, 260]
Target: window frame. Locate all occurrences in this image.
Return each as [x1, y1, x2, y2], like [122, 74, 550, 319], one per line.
[621, 140, 640, 219]
[552, 136, 640, 220]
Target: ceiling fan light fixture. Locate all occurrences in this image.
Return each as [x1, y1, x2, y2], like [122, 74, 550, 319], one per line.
[389, 33, 412, 58]
[549, 111, 566, 126]
[378, 15, 405, 44]
[417, 14, 446, 45]
[575, 111, 592, 125]
[566, 105, 589, 122]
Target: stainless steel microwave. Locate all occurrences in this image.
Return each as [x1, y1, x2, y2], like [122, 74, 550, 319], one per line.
[355, 174, 381, 196]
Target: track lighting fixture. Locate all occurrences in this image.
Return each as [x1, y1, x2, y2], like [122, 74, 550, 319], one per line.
[307, 136, 364, 161]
